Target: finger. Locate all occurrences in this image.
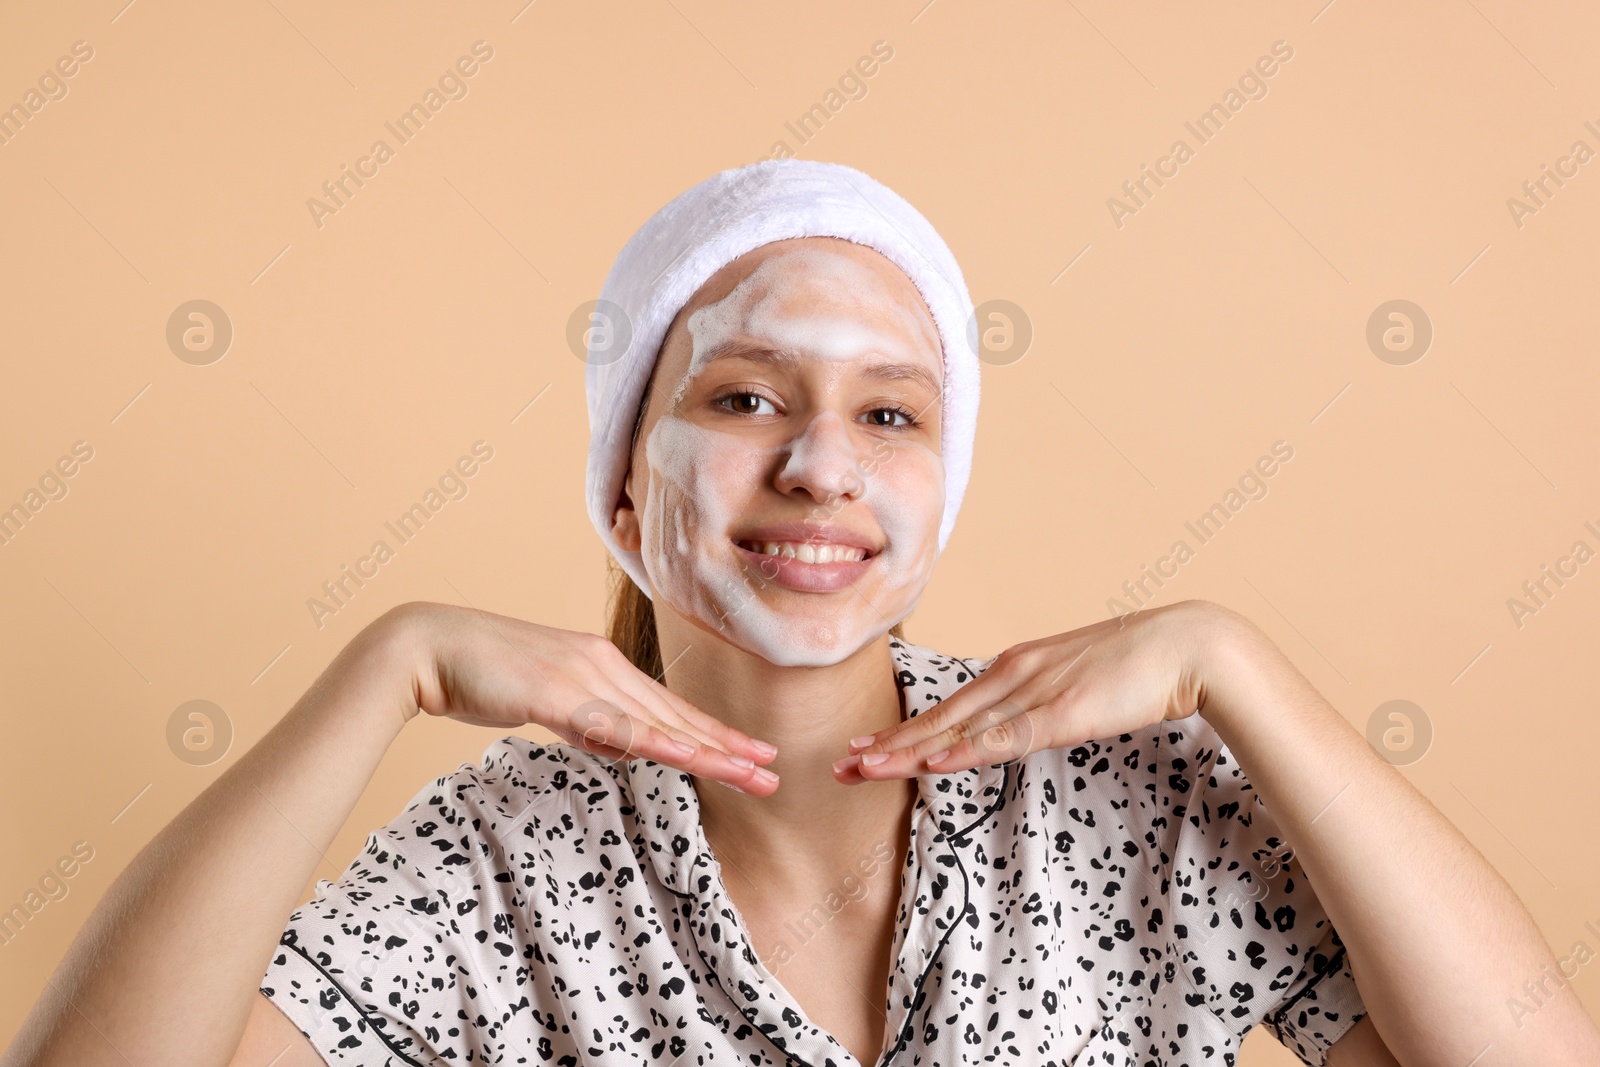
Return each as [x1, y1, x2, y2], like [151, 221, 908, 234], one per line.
[553, 714, 779, 795]
[614, 671, 778, 764]
[566, 695, 780, 794]
[629, 711, 782, 794]
[681, 747, 782, 796]
[921, 707, 1039, 774]
[834, 748, 920, 781]
[572, 685, 729, 763]
[855, 672, 1018, 755]
[546, 724, 632, 761]
[584, 640, 778, 763]
[667, 692, 780, 763]
[564, 696, 696, 764]
[854, 702, 1036, 780]
[829, 753, 871, 785]
[607, 684, 734, 758]
[563, 687, 742, 771]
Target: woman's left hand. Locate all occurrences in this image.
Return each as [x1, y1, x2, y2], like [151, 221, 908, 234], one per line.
[834, 599, 1248, 783]
[838, 601, 1600, 1065]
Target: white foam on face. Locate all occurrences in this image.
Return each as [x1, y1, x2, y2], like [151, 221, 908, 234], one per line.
[637, 243, 945, 667]
[682, 245, 937, 374]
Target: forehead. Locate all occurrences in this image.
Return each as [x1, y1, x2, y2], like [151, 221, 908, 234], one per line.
[661, 237, 943, 374]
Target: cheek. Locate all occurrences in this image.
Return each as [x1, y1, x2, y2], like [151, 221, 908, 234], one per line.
[704, 435, 771, 494]
[865, 445, 944, 558]
[642, 418, 770, 555]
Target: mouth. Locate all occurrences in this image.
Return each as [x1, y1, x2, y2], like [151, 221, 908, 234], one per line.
[734, 539, 874, 564]
[731, 537, 880, 592]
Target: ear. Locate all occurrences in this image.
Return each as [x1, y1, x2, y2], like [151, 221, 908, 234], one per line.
[611, 467, 642, 553]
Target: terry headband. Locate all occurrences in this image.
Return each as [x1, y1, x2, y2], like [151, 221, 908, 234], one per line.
[583, 158, 980, 599]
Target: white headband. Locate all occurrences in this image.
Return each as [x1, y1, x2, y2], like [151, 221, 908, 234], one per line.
[583, 158, 980, 599]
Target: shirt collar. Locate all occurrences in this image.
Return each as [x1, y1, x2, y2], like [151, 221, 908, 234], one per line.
[619, 635, 1009, 1065]
[621, 635, 1002, 896]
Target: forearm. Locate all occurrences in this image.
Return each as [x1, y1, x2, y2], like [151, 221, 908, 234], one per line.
[1197, 610, 1600, 1067]
[3, 610, 423, 1067]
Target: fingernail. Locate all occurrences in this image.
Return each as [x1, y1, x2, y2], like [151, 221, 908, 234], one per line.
[752, 766, 779, 786]
[832, 755, 861, 775]
[666, 738, 695, 758]
[727, 754, 754, 768]
[859, 752, 889, 767]
[927, 748, 952, 765]
[717, 780, 750, 794]
[849, 734, 876, 750]
[752, 740, 778, 759]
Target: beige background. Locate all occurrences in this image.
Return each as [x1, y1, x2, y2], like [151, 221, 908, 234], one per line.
[3, 1, 1598, 1061]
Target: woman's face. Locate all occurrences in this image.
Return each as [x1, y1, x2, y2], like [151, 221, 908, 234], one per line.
[613, 236, 946, 668]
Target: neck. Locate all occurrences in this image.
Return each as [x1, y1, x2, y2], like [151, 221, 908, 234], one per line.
[655, 613, 917, 892]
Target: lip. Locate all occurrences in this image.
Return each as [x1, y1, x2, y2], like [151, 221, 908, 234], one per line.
[732, 540, 876, 592]
[732, 520, 882, 555]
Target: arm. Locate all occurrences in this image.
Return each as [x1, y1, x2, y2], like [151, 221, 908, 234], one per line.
[845, 599, 1600, 1065]
[4, 600, 776, 1067]
[1199, 604, 1600, 1067]
[1326, 1015, 1403, 1066]
[2, 608, 420, 1067]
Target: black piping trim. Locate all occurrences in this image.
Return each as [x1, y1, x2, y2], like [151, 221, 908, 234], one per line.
[279, 937, 432, 1067]
[624, 782, 802, 1057]
[947, 758, 1013, 844]
[878, 761, 1013, 1066]
[650, 642, 1010, 1067]
[632, 769, 845, 1064]
[681, 898, 828, 1067]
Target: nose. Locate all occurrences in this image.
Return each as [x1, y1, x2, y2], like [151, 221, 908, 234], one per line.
[773, 410, 866, 506]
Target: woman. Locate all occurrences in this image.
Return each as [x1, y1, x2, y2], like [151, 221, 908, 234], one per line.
[7, 160, 1597, 1067]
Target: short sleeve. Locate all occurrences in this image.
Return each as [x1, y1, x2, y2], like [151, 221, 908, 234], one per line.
[259, 738, 542, 1066]
[1165, 716, 1368, 1067]
[1256, 918, 1367, 1064]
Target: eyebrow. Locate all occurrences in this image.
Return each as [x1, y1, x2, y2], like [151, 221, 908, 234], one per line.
[698, 340, 943, 397]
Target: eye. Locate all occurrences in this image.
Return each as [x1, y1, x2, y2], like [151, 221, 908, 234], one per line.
[860, 405, 919, 429]
[715, 390, 779, 416]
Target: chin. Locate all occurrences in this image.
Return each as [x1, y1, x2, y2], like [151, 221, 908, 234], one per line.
[647, 549, 926, 667]
[720, 585, 921, 668]
[714, 599, 912, 668]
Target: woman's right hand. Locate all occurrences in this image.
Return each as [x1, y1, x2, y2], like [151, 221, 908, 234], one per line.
[392, 601, 780, 794]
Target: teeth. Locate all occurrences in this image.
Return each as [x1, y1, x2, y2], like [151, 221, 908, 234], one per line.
[742, 540, 867, 564]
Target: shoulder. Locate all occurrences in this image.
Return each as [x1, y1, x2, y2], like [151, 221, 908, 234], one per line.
[371, 736, 629, 869]
[892, 635, 1229, 800]
[403, 735, 621, 811]
[470, 734, 626, 805]
[1012, 706, 1226, 804]
[889, 635, 992, 700]
[893, 635, 1230, 807]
